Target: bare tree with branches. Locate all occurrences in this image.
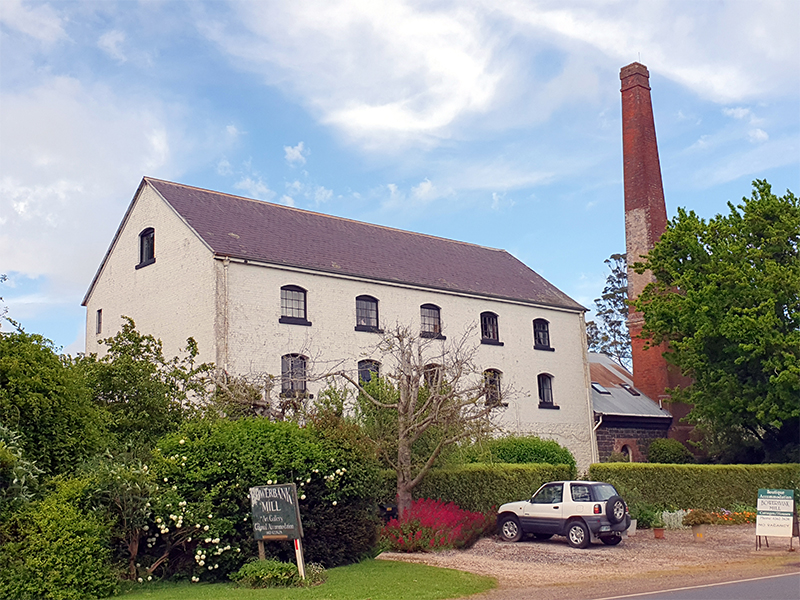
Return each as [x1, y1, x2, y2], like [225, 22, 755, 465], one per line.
[333, 324, 507, 516]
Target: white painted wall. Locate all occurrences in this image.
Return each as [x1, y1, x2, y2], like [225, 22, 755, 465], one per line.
[220, 259, 596, 469]
[83, 184, 217, 365]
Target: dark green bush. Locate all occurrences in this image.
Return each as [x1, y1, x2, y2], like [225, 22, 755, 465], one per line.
[142, 415, 380, 582]
[379, 463, 576, 513]
[230, 559, 326, 588]
[0, 478, 117, 600]
[484, 436, 576, 468]
[648, 438, 695, 464]
[453, 435, 576, 468]
[589, 463, 800, 510]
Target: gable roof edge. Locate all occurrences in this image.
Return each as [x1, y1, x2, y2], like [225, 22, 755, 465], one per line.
[82, 178, 149, 307]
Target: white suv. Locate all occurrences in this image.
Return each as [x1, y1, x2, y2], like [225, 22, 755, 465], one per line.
[497, 480, 630, 548]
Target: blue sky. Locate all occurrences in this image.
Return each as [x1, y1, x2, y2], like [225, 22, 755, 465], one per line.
[1, 0, 798, 355]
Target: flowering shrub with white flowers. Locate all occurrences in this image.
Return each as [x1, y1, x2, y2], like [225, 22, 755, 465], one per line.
[136, 414, 380, 582]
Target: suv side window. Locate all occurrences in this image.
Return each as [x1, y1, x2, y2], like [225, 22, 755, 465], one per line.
[531, 483, 563, 504]
[571, 484, 592, 502]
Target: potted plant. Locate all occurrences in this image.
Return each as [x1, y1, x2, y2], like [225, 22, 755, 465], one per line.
[682, 509, 714, 541]
[652, 515, 666, 539]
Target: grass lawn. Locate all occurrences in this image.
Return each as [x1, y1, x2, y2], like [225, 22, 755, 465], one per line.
[113, 559, 496, 600]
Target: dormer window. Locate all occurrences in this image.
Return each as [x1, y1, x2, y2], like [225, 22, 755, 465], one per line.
[420, 304, 445, 339]
[533, 319, 553, 351]
[279, 285, 312, 326]
[136, 228, 155, 269]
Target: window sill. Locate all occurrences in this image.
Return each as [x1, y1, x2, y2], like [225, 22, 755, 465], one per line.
[534, 344, 555, 352]
[279, 316, 312, 326]
[355, 325, 384, 333]
[538, 402, 560, 410]
[420, 331, 446, 340]
[135, 258, 156, 270]
[481, 338, 504, 346]
[280, 391, 314, 399]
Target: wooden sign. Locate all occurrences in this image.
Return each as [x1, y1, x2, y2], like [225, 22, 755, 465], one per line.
[249, 483, 304, 540]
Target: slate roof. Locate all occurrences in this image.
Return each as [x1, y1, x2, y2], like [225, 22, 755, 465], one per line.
[142, 178, 585, 310]
[589, 352, 672, 418]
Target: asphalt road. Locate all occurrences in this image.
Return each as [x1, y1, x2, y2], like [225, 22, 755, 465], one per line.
[592, 572, 800, 600]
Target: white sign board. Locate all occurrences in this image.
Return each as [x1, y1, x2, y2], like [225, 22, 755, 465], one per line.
[756, 488, 794, 537]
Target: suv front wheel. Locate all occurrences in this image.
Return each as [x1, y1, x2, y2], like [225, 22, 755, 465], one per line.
[566, 520, 590, 549]
[498, 515, 522, 542]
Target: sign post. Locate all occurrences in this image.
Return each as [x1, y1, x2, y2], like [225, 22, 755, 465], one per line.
[756, 489, 795, 550]
[249, 483, 306, 578]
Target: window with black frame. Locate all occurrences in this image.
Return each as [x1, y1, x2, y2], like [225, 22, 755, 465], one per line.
[357, 359, 380, 384]
[281, 354, 307, 395]
[355, 295, 381, 332]
[280, 285, 311, 325]
[480, 312, 502, 345]
[538, 373, 557, 408]
[483, 368, 503, 406]
[533, 319, 552, 350]
[420, 304, 444, 338]
[137, 228, 155, 268]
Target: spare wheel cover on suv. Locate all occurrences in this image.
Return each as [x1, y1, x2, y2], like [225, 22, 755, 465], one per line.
[606, 495, 626, 525]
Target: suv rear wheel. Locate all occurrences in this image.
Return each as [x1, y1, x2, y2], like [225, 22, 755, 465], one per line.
[498, 515, 522, 542]
[601, 532, 622, 545]
[566, 520, 590, 549]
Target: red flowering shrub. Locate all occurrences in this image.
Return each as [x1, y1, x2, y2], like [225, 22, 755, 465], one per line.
[381, 498, 494, 552]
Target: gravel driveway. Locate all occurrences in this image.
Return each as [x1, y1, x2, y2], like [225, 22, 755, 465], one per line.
[378, 524, 800, 599]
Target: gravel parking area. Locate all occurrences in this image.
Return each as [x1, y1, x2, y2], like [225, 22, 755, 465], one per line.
[378, 524, 800, 596]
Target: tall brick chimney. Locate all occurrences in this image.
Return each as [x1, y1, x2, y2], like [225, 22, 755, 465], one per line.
[620, 62, 692, 442]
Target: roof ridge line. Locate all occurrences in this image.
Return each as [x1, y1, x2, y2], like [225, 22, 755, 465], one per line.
[143, 176, 507, 253]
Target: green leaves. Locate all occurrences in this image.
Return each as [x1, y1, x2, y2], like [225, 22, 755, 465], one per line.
[634, 180, 800, 462]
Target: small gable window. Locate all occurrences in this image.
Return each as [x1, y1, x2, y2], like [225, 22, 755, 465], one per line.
[355, 295, 382, 332]
[279, 285, 311, 326]
[538, 373, 558, 409]
[281, 354, 307, 396]
[136, 228, 155, 269]
[483, 368, 504, 406]
[420, 304, 445, 339]
[358, 359, 381, 384]
[480, 312, 503, 346]
[95, 309, 102, 335]
[533, 319, 553, 351]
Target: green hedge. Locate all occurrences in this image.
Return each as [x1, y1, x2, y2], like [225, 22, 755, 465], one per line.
[589, 463, 800, 510]
[379, 463, 577, 513]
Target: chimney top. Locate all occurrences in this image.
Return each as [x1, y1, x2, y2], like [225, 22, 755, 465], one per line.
[620, 62, 650, 92]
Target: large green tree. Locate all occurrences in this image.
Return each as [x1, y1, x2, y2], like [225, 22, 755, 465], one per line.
[80, 317, 213, 454]
[634, 180, 799, 462]
[0, 330, 108, 476]
[587, 253, 632, 370]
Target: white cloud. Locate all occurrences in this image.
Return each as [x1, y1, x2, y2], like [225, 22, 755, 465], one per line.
[0, 0, 67, 45]
[279, 195, 295, 206]
[98, 29, 127, 63]
[0, 75, 200, 300]
[283, 180, 333, 206]
[284, 141, 307, 166]
[748, 128, 769, 143]
[491, 191, 515, 211]
[198, 0, 797, 152]
[723, 107, 751, 120]
[216, 158, 233, 175]
[234, 177, 275, 201]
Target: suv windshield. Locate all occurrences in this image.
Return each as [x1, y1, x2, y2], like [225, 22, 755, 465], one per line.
[592, 484, 618, 501]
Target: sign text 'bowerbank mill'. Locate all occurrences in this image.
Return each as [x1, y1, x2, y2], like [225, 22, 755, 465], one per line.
[249, 483, 303, 540]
